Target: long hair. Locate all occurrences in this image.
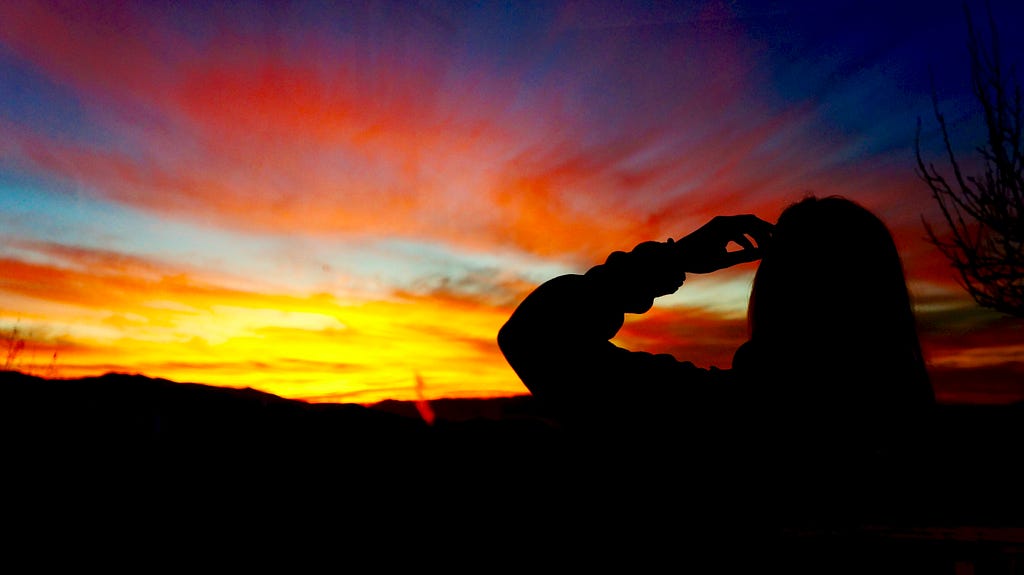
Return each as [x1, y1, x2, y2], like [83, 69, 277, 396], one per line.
[744, 196, 933, 417]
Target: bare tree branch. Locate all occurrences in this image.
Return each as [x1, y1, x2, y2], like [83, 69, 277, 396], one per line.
[916, 2, 1024, 317]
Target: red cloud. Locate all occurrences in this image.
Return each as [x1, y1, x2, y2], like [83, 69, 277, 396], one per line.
[615, 305, 750, 369]
[0, 1, 871, 264]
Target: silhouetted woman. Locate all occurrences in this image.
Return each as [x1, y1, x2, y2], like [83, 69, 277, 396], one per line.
[499, 194, 940, 569]
[498, 195, 934, 458]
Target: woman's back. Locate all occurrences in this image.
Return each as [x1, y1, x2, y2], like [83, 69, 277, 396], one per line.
[736, 196, 934, 453]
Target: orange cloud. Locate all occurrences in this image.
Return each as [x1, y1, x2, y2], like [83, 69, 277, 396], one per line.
[615, 305, 750, 369]
[0, 0, 875, 265]
[2, 2, 1017, 407]
[0, 2, 965, 276]
[0, 241, 528, 403]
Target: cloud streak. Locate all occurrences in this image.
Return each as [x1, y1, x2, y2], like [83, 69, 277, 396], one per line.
[0, 240, 525, 402]
[0, 1, 1021, 403]
[1, 1, 922, 261]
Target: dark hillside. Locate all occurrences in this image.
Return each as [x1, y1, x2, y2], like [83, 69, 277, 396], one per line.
[1, 370, 1021, 570]
[1, 370, 1019, 488]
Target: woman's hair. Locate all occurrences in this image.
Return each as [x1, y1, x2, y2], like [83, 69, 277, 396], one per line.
[745, 195, 933, 414]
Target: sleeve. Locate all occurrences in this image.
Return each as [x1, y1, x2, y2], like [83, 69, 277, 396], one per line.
[497, 240, 730, 424]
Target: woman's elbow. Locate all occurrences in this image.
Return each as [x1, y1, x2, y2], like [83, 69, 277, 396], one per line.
[497, 319, 525, 370]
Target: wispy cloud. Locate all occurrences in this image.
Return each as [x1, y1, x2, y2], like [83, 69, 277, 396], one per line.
[1, 2, 1020, 403]
[0, 240, 525, 402]
[0, 1, 922, 262]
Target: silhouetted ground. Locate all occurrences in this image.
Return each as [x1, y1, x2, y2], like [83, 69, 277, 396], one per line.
[2, 370, 1021, 570]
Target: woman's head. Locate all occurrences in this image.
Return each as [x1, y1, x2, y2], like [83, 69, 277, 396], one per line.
[745, 195, 932, 410]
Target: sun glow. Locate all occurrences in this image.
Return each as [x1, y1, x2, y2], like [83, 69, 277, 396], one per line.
[4, 289, 525, 405]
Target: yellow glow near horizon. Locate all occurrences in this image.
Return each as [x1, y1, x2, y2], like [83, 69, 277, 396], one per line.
[4, 290, 526, 405]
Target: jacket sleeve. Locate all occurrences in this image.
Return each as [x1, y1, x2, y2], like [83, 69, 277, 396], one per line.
[497, 240, 729, 423]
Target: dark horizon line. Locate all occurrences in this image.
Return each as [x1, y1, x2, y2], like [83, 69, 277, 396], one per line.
[3, 368, 1022, 409]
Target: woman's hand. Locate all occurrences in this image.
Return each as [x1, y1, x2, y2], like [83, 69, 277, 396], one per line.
[674, 215, 774, 274]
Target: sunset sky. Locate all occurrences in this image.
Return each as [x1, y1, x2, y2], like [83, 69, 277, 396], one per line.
[1, 0, 1022, 405]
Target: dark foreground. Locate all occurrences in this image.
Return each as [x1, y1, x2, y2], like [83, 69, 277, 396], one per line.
[2, 370, 1021, 571]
